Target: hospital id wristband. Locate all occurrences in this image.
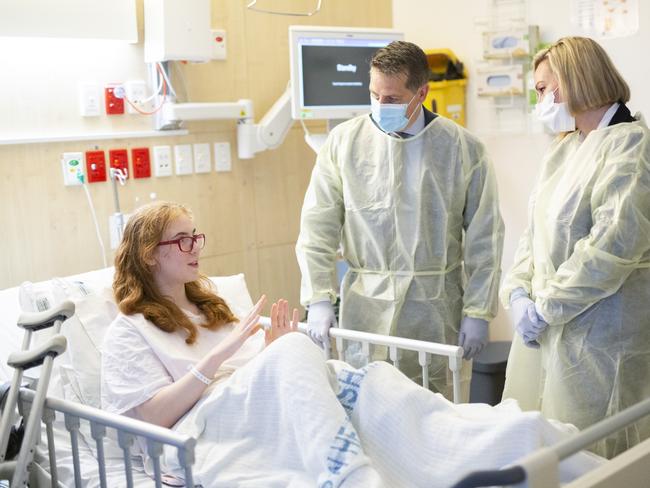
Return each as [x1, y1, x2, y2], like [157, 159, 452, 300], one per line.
[189, 365, 212, 385]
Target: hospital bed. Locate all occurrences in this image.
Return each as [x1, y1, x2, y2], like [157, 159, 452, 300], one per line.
[0, 267, 465, 487]
[1, 268, 649, 487]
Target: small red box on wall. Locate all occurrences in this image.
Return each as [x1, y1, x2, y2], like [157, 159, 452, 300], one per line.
[108, 149, 129, 179]
[132, 147, 151, 179]
[105, 85, 125, 115]
[85, 150, 107, 183]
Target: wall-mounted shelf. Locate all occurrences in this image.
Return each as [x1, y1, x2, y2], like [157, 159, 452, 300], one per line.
[0, 129, 189, 146]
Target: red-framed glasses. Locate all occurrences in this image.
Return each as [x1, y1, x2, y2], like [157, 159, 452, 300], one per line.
[157, 233, 206, 253]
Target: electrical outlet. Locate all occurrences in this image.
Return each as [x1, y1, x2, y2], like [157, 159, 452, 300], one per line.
[108, 149, 129, 179]
[193, 143, 211, 173]
[61, 152, 84, 186]
[214, 142, 232, 172]
[79, 82, 102, 117]
[132, 147, 151, 178]
[211, 29, 227, 60]
[105, 84, 125, 115]
[85, 150, 107, 183]
[152, 145, 172, 177]
[124, 80, 151, 114]
[174, 144, 193, 175]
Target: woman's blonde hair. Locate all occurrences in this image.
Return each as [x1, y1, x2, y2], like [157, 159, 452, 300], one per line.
[113, 201, 237, 344]
[533, 36, 630, 115]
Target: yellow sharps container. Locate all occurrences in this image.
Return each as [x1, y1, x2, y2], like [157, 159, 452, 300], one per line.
[424, 49, 467, 127]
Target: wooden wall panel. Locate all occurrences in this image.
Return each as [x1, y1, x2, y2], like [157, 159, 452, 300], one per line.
[0, 0, 392, 318]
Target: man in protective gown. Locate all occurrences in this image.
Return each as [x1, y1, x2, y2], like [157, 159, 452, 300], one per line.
[297, 41, 504, 400]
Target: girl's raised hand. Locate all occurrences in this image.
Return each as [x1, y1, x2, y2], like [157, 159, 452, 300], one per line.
[265, 299, 299, 346]
[211, 295, 267, 359]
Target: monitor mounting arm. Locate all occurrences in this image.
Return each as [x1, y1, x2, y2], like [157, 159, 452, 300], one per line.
[156, 85, 293, 160]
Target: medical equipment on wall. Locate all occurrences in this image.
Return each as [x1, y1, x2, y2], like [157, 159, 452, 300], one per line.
[475, 6, 541, 132]
[476, 64, 524, 97]
[472, 0, 542, 133]
[143, 0, 211, 63]
[152, 77, 294, 160]
[169, 22, 404, 154]
[143, 0, 294, 159]
[289, 25, 404, 152]
[288, 25, 403, 121]
[60, 152, 109, 268]
[144, 6, 405, 156]
[482, 25, 540, 59]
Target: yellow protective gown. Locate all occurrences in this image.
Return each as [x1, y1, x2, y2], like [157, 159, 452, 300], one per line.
[501, 117, 650, 458]
[297, 114, 504, 400]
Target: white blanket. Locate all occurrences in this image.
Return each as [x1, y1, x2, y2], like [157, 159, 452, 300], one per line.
[165, 333, 603, 487]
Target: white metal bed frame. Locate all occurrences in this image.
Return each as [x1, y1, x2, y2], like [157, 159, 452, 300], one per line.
[1, 302, 465, 487]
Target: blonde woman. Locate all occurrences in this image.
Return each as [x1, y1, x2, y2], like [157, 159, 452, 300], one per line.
[501, 36, 650, 458]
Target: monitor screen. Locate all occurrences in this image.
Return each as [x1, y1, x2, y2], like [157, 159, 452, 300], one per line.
[289, 26, 404, 120]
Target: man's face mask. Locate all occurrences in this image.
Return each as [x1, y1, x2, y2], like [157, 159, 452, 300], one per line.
[370, 91, 419, 133]
[534, 87, 576, 133]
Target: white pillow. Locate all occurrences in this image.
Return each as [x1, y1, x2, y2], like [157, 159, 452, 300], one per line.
[61, 286, 119, 408]
[208, 273, 255, 318]
[15, 276, 114, 386]
[17, 273, 119, 407]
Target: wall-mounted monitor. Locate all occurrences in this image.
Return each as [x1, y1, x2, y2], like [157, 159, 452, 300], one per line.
[289, 25, 404, 121]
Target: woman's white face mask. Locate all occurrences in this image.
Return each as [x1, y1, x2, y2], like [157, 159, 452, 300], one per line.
[534, 88, 576, 133]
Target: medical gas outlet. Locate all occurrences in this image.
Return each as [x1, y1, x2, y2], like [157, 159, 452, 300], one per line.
[61, 152, 85, 186]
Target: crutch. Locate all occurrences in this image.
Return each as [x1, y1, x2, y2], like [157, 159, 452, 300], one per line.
[0, 300, 74, 487]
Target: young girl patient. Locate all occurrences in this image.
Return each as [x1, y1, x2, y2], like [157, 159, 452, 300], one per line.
[102, 201, 297, 429]
[101, 201, 603, 488]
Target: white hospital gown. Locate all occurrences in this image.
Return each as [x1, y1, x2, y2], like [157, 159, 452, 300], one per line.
[101, 311, 264, 416]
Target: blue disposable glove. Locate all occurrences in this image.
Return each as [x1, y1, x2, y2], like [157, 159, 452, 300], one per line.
[509, 289, 548, 348]
[306, 300, 336, 349]
[458, 316, 489, 360]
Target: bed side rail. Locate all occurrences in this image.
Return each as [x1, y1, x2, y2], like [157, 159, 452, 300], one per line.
[18, 388, 196, 488]
[451, 395, 650, 488]
[260, 317, 465, 403]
